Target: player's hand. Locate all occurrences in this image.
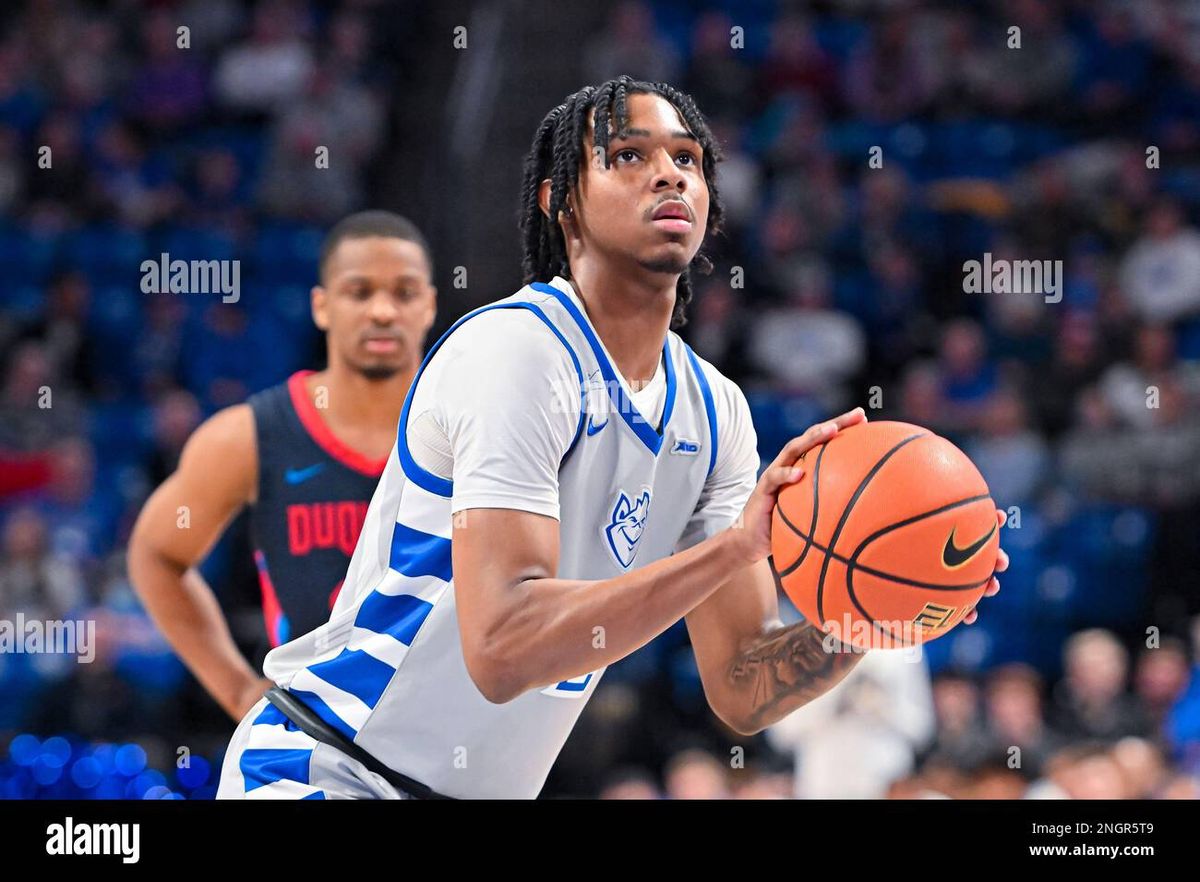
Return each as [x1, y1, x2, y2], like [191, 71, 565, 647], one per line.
[230, 675, 276, 720]
[728, 407, 867, 565]
[962, 508, 1008, 625]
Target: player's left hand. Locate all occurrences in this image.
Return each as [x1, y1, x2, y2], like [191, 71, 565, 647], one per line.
[962, 508, 1008, 625]
[730, 406, 867, 566]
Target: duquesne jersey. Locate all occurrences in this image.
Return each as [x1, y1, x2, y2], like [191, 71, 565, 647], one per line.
[248, 275, 759, 798]
[247, 371, 387, 650]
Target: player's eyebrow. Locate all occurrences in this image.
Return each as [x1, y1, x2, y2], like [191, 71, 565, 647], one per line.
[339, 271, 426, 284]
[612, 127, 698, 143]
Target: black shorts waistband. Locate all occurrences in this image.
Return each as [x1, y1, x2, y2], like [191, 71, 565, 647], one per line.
[263, 686, 457, 800]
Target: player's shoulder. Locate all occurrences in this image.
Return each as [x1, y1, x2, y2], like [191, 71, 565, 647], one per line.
[175, 402, 257, 497]
[426, 286, 581, 388]
[244, 372, 301, 428]
[448, 300, 555, 341]
[191, 401, 255, 450]
[244, 373, 291, 406]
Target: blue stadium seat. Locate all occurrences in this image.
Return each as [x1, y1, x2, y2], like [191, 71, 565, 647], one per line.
[1047, 504, 1154, 626]
[813, 19, 868, 62]
[1177, 316, 1200, 359]
[156, 225, 238, 263]
[65, 226, 147, 282]
[261, 283, 315, 326]
[89, 283, 141, 330]
[0, 226, 60, 283]
[253, 222, 322, 284]
[1, 283, 45, 322]
[87, 402, 154, 466]
[746, 391, 824, 459]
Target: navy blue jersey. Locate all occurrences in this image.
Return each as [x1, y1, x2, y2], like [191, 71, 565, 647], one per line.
[247, 371, 386, 648]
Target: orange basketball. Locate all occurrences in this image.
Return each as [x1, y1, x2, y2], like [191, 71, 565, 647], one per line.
[771, 420, 1000, 650]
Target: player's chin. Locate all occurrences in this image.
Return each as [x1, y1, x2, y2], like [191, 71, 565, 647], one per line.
[638, 242, 698, 275]
[351, 354, 406, 380]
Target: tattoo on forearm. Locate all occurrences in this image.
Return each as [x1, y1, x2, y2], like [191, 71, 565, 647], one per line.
[727, 620, 863, 731]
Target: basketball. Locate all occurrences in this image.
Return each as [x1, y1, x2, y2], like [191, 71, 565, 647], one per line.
[771, 421, 1000, 650]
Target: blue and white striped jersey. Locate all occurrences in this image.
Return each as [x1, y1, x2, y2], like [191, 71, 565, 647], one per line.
[247, 275, 759, 798]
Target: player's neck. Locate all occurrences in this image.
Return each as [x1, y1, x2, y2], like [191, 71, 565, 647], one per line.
[305, 364, 414, 432]
[566, 264, 674, 389]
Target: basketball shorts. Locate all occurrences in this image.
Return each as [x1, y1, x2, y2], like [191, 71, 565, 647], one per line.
[215, 696, 415, 800]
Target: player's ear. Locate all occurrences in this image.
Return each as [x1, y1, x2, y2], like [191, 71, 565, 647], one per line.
[537, 179, 553, 219]
[424, 284, 438, 332]
[560, 192, 580, 240]
[311, 284, 330, 332]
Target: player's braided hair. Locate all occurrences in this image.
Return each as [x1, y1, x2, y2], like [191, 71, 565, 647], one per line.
[519, 76, 724, 329]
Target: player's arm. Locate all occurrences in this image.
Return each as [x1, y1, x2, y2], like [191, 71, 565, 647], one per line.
[455, 504, 761, 704]
[688, 506, 1010, 738]
[686, 559, 865, 736]
[127, 404, 271, 720]
[681, 403, 870, 736]
[454, 406, 874, 705]
[430, 314, 852, 705]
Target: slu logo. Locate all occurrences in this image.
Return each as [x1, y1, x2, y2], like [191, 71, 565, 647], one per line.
[605, 489, 651, 569]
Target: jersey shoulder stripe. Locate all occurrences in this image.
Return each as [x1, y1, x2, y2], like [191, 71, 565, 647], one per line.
[680, 342, 719, 476]
[395, 295, 586, 499]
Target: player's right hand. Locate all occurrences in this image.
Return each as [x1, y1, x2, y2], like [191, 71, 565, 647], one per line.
[728, 407, 867, 566]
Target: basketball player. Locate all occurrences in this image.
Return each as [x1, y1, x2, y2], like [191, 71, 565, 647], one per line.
[129, 211, 437, 721]
[216, 78, 1008, 799]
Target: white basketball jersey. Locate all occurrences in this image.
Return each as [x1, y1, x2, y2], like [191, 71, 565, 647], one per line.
[260, 275, 743, 798]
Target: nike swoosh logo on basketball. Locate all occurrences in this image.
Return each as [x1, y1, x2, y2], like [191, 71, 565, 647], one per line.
[942, 522, 997, 568]
[586, 416, 608, 436]
[285, 463, 326, 484]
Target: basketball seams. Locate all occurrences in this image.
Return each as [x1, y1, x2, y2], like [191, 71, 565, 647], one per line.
[846, 492, 996, 575]
[774, 442, 826, 578]
[779, 506, 995, 590]
[772, 425, 998, 649]
[814, 433, 927, 624]
[844, 492, 997, 645]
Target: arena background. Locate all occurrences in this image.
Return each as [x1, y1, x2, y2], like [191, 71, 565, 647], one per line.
[1, 0, 1199, 800]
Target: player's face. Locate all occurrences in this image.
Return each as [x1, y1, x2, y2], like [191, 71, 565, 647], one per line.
[313, 237, 436, 380]
[572, 92, 709, 276]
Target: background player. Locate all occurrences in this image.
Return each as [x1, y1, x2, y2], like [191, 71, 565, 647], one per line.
[129, 211, 436, 720]
[216, 78, 1007, 799]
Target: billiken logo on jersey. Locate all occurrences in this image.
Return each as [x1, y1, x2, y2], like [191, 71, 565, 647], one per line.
[605, 489, 651, 569]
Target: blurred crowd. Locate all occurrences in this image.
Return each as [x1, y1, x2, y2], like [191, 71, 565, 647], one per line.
[0, 0, 396, 797]
[588, 624, 1200, 799]
[565, 0, 1200, 798]
[2, 0, 1200, 798]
